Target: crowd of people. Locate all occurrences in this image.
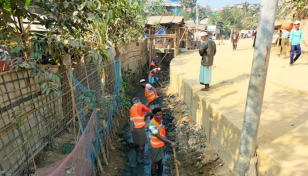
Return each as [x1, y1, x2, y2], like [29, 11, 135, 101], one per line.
[233, 20, 307, 66]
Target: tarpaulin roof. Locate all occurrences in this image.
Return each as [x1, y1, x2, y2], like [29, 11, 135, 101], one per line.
[147, 16, 184, 25]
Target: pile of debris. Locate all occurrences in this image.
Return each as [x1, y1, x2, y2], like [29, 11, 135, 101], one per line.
[161, 93, 232, 176]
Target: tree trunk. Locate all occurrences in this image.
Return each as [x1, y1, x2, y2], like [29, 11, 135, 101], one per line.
[234, 0, 279, 175]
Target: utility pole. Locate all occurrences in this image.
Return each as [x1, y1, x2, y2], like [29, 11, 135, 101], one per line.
[234, 0, 279, 175]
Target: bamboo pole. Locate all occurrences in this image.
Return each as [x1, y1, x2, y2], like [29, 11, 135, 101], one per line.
[64, 55, 77, 138]
[173, 147, 179, 176]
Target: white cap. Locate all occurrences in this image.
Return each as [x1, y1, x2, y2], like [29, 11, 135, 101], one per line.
[198, 32, 208, 37]
[294, 20, 300, 25]
[157, 67, 161, 71]
[156, 55, 158, 57]
[140, 79, 146, 83]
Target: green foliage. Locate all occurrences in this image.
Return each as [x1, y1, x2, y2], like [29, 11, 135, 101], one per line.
[278, 0, 308, 20]
[208, 2, 259, 31]
[60, 141, 74, 154]
[147, 0, 166, 16]
[78, 90, 96, 108]
[1, 0, 145, 95]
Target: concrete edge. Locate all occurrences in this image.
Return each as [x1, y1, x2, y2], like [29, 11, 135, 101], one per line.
[169, 63, 292, 176]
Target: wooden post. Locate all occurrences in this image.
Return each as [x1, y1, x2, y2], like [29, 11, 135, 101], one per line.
[186, 28, 188, 50]
[63, 54, 78, 137]
[174, 24, 179, 56]
[149, 26, 154, 69]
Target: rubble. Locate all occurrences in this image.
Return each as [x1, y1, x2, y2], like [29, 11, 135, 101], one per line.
[161, 93, 232, 176]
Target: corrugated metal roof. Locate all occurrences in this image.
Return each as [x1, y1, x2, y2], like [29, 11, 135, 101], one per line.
[147, 16, 184, 25]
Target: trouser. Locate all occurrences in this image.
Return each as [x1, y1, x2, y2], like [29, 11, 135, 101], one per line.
[280, 38, 289, 55]
[233, 42, 237, 50]
[290, 44, 301, 64]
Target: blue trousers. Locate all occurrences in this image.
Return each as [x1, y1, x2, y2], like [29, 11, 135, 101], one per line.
[290, 45, 301, 64]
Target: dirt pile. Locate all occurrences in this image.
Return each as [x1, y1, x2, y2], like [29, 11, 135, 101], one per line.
[160, 93, 232, 176]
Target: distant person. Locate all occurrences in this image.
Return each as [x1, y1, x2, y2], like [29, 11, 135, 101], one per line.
[289, 20, 308, 66]
[149, 108, 177, 176]
[198, 32, 216, 91]
[149, 67, 161, 84]
[253, 31, 257, 48]
[150, 55, 159, 70]
[278, 30, 283, 46]
[231, 30, 240, 51]
[278, 29, 290, 59]
[252, 31, 255, 40]
[130, 98, 152, 165]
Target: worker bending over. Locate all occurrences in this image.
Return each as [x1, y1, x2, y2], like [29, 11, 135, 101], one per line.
[129, 97, 152, 165]
[149, 67, 161, 84]
[140, 79, 159, 119]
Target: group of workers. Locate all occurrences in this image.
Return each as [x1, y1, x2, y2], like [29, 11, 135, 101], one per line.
[129, 56, 177, 176]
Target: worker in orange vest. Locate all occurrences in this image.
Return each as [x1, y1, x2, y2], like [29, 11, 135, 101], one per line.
[140, 79, 159, 119]
[149, 107, 177, 176]
[149, 67, 161, 84]
[130, 97, 152, 165]
[150, 55, 159, 70]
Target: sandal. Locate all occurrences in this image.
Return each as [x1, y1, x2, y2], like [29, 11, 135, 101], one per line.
[201, 88, 209, 91]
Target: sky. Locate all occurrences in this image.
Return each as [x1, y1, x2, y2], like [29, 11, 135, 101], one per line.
[197, 0, 261, 9]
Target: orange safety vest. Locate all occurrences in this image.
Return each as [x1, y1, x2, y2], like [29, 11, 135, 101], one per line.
[130, 104, 146, 128]
[149, 68, 158, 77]
[149, 119, 166, 148]
[145, 84, 155, 103]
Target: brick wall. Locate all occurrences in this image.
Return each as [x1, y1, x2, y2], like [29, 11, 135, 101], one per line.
[119, 40, 148, 75]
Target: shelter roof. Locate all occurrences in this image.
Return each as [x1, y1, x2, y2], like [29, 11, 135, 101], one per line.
[185, 24, 206, 31]
[147, 16, 184, 25]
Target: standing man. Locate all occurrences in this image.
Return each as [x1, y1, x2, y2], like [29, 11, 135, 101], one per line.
[130, 98, 152, 165]
[278, 29, 290, 59]
[253, 31, 257, 48]
[199, 32, 216, 91]
[149, 67, 161, 84]
[140, 79, 159, 116]
[289, 20, 308, 66]
[231, 30, 240, 51]
[151, 56, 159, 70]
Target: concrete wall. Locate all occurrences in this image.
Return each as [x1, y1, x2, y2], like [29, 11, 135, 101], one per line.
[169, 65, 293, 176]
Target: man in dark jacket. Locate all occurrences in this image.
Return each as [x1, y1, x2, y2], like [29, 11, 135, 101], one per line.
[199, 32, 216, 91]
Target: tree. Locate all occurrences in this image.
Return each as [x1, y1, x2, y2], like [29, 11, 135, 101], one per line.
[0, 0, 145, 63]
[278, 0, 308, 19]
[0, 0, 145, 94]
[208, 3, 259, 30]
